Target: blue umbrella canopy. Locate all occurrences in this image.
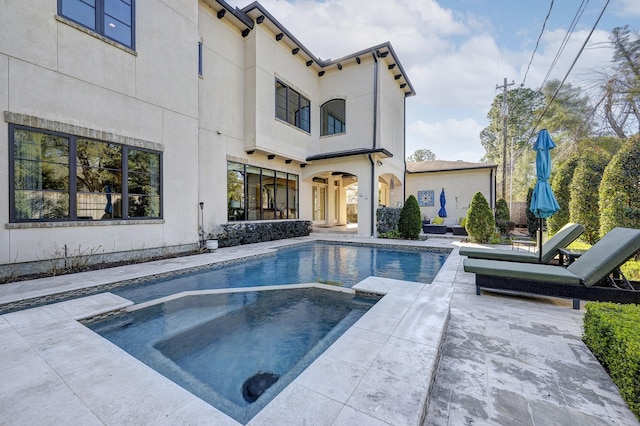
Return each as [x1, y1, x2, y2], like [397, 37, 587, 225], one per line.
[438, 187, 447, 217]
[530, 129, 560, 262]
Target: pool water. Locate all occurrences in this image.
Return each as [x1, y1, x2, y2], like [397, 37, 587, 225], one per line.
[113, 242, 450, 304]
[89, 287, 378, 424]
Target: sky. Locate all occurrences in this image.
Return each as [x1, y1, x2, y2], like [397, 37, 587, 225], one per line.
[226, 0, 639, 162]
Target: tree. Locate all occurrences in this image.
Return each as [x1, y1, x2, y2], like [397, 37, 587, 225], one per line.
[569, 150, 610, 244]
[398, 195, 421, 239]
[599, 135, 640, 236]
[525, 187, 537, 237]
[480, 87, 544, 200]
[466, 192, 494, 243]
[548, 155, 579, 234]
[407, 149, 436, 162]
[592, 26, 640, 138]
[494, 197, 511, 235]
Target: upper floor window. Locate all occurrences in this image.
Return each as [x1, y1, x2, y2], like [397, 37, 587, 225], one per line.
[58, 0, 135, 49]
[275, 80, 310, 132]
[321, 99, 346, 136]
[9, 125, 161, 222]
[198, 42, 203, 76]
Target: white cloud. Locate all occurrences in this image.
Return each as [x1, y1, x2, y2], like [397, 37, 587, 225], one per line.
[614, 0, 640, 16]
[407, 118, 486, 162]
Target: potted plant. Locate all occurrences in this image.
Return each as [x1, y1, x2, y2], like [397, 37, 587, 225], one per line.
[205, 226, 222, 251]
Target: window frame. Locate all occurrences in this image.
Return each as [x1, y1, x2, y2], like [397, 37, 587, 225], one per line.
[320, 99, 346, 136]
[274, 79, 311, 133]
[58, 0, 136, 50]
[227, 161, 299, 221]
[9, 124, 162, 222]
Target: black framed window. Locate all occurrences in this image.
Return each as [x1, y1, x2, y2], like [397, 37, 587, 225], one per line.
[58, 0, 135, 49]
[274, 80, 310, 132]
[227, 161, 298, 221]
[321, 99, 346, 136]
[9, 125, 161, 222]
[198, 42, 203, 76]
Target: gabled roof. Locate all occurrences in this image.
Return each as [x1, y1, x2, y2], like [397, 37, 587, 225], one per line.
[406, 160, 497, 174]
[208, 0, 415, 97]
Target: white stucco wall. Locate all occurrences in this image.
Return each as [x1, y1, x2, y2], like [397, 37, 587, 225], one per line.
[406, 168, 497, 221]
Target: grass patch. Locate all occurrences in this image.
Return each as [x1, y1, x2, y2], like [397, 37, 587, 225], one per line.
[567, 241, 640, 281]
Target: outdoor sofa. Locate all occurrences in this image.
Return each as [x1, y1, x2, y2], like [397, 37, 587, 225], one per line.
[463, 227, 640, 309]
[459, 222, 584, 264]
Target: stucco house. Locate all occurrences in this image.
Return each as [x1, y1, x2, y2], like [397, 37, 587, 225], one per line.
[405, 160, 498, 223]
[1, 0, 415, 271]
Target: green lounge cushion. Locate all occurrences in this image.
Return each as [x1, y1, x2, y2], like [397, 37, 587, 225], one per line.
[568, 227, 640, 287]
[459, 223, 585, 264]
[432, 216, 444, 225]
[463, 258, 582, 285]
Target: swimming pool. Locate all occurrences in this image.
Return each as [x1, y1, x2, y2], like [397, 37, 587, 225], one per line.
[89, 287, 378, 424]
[113, 242, 450, 304]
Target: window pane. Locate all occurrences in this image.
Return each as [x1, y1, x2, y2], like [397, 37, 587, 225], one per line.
[298, 97, 310, 132]
[246, 166, 261, 220]
[61, 0, 97, 30]
[128, 149, 161, 218]
[321, 99, 345, 136]
[14, 190, 70, 220]
[104, 0, 131, 25]
[288, 174, 299, 218]
[287, 91, 299, 126]
[104, 16, 132, 47]
[76, 139, 123, 219]
[275, 81, 287, 122]
[227, 162, 245, 221]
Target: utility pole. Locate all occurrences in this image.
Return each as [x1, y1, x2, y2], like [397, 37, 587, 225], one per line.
[496, 77, 515, 200]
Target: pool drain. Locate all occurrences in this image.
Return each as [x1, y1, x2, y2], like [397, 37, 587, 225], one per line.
[242, 372, 279, 403]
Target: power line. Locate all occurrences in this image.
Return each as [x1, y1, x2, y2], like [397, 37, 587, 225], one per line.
[539, 0, 589, 91]
[531, 0, 611, 137]
[522, 0, 554, 86]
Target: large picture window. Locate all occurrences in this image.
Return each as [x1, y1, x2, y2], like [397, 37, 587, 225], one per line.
[227, 162, 298, 221]
[10, 125, 161, 222]
[321, 99, 346, 136]
[58, 0, 135, 49]
[275, 80, 310, 132]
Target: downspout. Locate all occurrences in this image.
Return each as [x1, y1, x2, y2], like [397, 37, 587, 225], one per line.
[403, 96, 407, 204]
[370, 50, 379, 237]
[490, 168, 495, 209]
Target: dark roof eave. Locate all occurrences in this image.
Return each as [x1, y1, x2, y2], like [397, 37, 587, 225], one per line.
[306, 148, 393, 162]
[211, 0, 255, 29]
[406, 164, 498, 174]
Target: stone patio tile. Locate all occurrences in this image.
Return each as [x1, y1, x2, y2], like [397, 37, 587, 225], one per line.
[322, 333, 385, 369]
[295, 355, 367, 403]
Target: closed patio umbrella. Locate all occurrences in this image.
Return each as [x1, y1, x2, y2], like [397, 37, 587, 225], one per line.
[438, 187, 447, 217]
[529, 129, 560, 263]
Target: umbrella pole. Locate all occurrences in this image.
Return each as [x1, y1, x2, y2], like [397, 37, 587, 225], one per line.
[538, 217, 543, 263]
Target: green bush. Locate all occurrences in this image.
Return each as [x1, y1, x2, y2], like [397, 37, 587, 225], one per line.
[569, 150, 610, 244]
[218, 221, 312, 247]
[599, 136, 640, 237]
[583, 302, 640, 419]
[398, 195, 422, 239]
[548, 155, 579, 233]
[376, 207, 402, 234]
[525, 187, 538, 237]
[466, 192, 494, 243]
[495, 198, 512, 235]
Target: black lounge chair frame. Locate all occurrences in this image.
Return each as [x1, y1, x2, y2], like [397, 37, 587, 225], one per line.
[475, 272, 640, 310]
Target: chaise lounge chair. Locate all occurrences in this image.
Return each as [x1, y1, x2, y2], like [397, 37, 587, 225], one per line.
[459, 223, 585, 264]
[463, 227, 640, 309]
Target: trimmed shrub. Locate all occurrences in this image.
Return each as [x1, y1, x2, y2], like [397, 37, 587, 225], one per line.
[398, 195, 422, 240]
[376, 207, 402, 234]
[599, 136, 640, 237]
[569, 150, 610, 244]
[218, 221, 312, 247]
[583, 302, 640, 419]
[466, 192, 494, 243]
[525, 187, 538, 237]
[548, 155, 579, 234]
[495, 198, 511, 235]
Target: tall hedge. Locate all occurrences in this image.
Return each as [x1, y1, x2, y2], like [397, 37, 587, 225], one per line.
[398, 195, 422, 239]
[569, 150, 610, 244]
[599, 136, 640, 237]
[466, 192, 494, 243]
[548, 155, 579, 234]
[494, 197, 510, 235]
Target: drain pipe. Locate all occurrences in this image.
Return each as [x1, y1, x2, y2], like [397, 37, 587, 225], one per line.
[369, 50, 380, 237]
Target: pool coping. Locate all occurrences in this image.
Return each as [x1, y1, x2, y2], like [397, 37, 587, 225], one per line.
[0, 236, 460, 425]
